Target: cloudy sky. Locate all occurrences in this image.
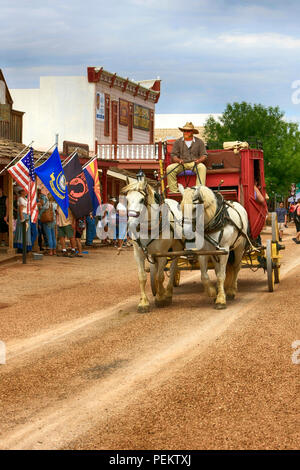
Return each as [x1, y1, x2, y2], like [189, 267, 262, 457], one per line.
[1, 0, 300, 121]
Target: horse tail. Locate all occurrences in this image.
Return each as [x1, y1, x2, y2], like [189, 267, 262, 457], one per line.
[224, 251, 235, 291]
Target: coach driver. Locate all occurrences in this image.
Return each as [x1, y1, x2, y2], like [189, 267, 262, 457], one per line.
[166, 122, 207, 193]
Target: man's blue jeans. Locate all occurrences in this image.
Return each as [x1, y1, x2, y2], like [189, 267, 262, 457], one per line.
[43, 224, 56, 249]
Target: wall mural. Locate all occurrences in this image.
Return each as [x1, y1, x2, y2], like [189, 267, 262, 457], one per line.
[119, 99, 129, 126]
[133, 104, 150, 131]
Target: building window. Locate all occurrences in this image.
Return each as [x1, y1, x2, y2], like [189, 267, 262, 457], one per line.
[104, 94, 110, 136]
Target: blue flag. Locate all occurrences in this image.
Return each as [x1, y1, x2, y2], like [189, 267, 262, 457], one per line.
[35, 147, 69, 217]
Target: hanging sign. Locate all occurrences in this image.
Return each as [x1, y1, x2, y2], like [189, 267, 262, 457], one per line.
[96, 92, 105, 121]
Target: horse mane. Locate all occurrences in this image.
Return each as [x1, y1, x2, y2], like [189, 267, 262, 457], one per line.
[181, 185, 217, 222]
[122, 180, 155, 205]
[198, 186, 217, 221]
[180, 187, 194, 208]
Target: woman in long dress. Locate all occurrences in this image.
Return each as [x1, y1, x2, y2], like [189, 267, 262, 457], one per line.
[13, 188, 32, 252]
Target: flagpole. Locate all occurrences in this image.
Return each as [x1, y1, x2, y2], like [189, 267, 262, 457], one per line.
[82, 155, 97, 169]
[34, 143, 57, 167]
[0, 140, 34, 176]
[62, 148, 79, 168]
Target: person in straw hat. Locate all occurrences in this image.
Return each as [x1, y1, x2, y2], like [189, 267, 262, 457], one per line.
[167, 122, 208, 193]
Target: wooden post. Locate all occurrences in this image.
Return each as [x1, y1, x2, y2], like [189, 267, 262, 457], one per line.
[22, 221, 27, 264]
[7, 174, 15, 254]
[102, 167, 107, 203]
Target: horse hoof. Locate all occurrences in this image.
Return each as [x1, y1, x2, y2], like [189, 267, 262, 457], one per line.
[137, 305, 150, 314]
[215, 302, 227, 310]
[226, 293, 235, 300]
[155, 298, 168, 308]
[164, 297, 172, 306]
[207, 288, 217, 298]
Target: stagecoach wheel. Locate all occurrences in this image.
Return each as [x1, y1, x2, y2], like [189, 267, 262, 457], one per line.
[150, 260, 157, 297]
[266, 239, 274, 292]
[173, 269, 181, 287]
[271, 212, 279, 243]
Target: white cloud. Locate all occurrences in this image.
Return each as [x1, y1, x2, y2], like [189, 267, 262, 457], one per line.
[219, 33, 300, 49]
[1, 0, 300, 122]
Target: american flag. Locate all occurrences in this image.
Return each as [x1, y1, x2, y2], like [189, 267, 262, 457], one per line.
[8, 148, 38, 223]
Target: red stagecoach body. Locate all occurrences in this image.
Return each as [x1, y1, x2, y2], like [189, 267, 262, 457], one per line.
[163, 140, 268, 239]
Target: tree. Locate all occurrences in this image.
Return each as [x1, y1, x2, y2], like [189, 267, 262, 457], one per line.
[204, 102, 300, 197]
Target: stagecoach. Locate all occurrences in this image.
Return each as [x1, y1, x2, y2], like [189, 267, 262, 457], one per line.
[151, 140, 284, 295]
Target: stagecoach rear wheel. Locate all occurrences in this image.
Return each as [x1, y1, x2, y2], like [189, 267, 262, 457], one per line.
[266, 239, 274, 292]
[173, 269, 181, 287]
[150, 261, 157, 297]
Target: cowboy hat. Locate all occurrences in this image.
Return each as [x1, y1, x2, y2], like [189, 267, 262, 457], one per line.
[178, 122, 199, 134]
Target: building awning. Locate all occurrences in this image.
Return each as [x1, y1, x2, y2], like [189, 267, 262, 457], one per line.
[106, 168, 138, 183]
[0, 138, 45, 166]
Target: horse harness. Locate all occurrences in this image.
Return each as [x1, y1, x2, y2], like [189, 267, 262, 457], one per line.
[127, 189, 180, 263]
[128, 188, 249, 261]
[193, 190, 248, 251]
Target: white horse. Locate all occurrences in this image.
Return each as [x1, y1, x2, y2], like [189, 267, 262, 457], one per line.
[179, 184, 249, 309]
[123, 179, 182, 313]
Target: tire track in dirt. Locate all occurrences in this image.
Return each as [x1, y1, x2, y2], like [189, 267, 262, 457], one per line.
[1, 252, 299, 450]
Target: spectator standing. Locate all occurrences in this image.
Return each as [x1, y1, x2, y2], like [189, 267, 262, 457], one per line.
[37, 189, 48, 251]
[0, 187, 8, 246]
[57, 206, 77, 257]
[275, 202, 287, 241]
[38, 191, 50, 254]
[292, 199, 300, 244]
[116, 195, 128, 251]
[108, 197, 118, 246]
[85, 213, 96, 247]
[13, 189, 32, 252]
[13, 191, 18, 233]
[75, 217, 85, 257]
[289, 202, 296, 222]
[47, 196, 57, 256]
[95, 198, 117, 245]
[40, 194, 57, 256]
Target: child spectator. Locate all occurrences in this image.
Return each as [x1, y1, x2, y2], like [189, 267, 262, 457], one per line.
[75, 217, 85, 257]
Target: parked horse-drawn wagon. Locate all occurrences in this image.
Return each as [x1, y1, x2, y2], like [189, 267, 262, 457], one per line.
[123, 141, 284, 312]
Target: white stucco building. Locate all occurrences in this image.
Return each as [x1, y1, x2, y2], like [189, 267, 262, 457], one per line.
[10, 67, 160, 155]
[155, 113, 222, 141]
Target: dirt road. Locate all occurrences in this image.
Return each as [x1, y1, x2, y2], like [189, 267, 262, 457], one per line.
[0, 228, 299, 450]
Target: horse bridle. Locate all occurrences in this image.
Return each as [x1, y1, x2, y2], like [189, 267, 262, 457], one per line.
[127, 189, 149, 218]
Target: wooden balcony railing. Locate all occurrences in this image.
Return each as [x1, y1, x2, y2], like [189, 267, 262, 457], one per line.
[0, 110, 23, 143]
[97, 142, 164, 160]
